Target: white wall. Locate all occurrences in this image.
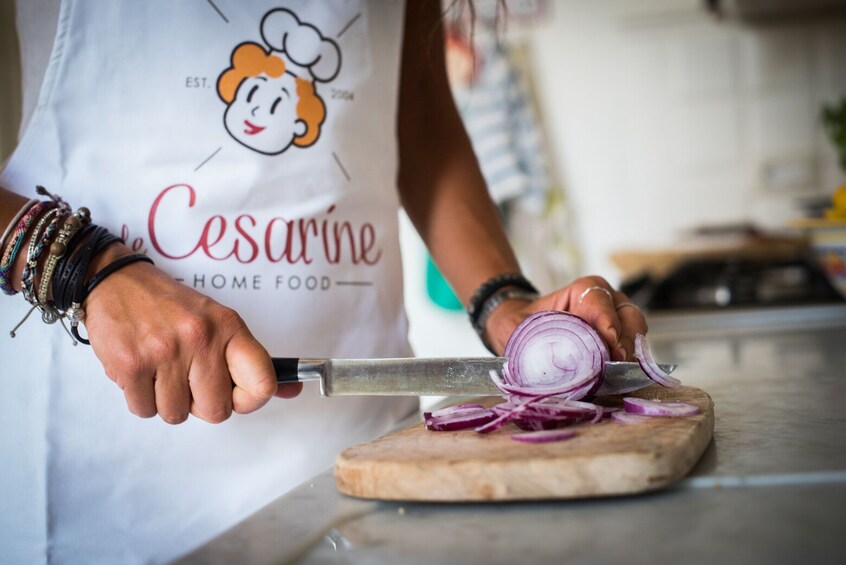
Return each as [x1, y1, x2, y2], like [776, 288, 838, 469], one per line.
[527, 0, 846, 278]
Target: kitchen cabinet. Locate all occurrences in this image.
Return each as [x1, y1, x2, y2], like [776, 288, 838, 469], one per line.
[175, 305, 846, 565]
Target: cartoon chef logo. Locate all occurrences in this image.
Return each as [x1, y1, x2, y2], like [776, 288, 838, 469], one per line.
[217, 9, 341, 155]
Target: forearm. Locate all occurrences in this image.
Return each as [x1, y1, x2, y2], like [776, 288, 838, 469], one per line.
[398, 0, 522, 306]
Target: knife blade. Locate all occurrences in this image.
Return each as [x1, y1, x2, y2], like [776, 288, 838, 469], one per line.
[271, 357, 676, 397]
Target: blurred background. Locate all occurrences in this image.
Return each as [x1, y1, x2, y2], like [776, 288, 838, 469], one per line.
[2, 0, 845, 358]
[403, 0, 846, 357]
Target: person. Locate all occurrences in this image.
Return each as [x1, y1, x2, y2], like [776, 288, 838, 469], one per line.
[0, 1, 647, 563]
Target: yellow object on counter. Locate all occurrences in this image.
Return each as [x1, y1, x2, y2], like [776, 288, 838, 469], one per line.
[824, 185, 846, 220]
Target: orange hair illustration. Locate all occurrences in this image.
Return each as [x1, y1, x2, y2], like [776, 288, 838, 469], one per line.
[218, 42, 325, 147]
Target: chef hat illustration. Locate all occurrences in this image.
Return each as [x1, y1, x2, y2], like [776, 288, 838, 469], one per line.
[260, 9, 341, 83]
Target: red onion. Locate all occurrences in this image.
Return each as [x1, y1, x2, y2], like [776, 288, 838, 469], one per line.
[634, 333, 681, 388]
[424, 409, 498, 431]
[423, 311, 697, 439]
[610, 411, 654, 425]
[511, 429, 577, 444]
[498, 311, 608, 399]
[622, 397, 700, 417]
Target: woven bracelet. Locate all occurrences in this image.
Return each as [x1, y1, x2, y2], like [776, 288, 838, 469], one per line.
[0, 198, 38, 253]
[0, 200, 57, 295]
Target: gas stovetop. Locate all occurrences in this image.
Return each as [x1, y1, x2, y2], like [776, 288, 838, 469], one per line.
[623, 255, 845, 310]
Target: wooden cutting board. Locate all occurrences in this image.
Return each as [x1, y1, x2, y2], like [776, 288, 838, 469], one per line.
[335, 385, 714, 501]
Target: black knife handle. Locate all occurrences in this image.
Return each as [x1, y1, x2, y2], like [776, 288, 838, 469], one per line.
[272, 357, 300, 384]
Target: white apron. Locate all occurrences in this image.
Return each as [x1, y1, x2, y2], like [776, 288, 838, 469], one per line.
[0, 1, 415, 563]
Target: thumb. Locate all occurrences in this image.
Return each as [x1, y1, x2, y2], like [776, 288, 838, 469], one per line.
[226, 328, 282, 414]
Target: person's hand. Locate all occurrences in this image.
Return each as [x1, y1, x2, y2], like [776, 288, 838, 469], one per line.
[82, 247, 301, 424]
[484, 276, 648, 360]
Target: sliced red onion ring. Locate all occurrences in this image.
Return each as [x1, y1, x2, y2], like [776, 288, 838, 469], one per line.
[511, 429, 577, 443]
[428, 404, 486, 419]
[424, 312, 692, 441]
[622, 397, 700, 417]
[611, 411, 654, 425]
[425, 409, 498, 431]
[634, 333, 681, 389]
[497, 311, 608, 399]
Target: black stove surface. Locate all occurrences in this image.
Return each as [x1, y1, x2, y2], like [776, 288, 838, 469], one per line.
[623, 256, 845, 310]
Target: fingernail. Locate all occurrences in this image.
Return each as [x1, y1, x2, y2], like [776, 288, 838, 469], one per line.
[616, 347, 628, 361]
[607, 327, 618, 344]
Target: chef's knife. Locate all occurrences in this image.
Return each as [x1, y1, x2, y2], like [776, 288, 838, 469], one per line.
[271, 357, 675, 397]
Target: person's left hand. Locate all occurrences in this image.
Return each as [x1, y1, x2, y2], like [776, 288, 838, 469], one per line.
[483, 276, 648, 360]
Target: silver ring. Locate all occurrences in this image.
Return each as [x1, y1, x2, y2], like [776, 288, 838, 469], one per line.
[615, 302, 640, 312]
[578, 285, 613, 305]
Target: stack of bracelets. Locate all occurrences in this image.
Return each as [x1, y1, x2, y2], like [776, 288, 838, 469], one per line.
[0, 186, 153, 345]
[467, 272, 540, 354]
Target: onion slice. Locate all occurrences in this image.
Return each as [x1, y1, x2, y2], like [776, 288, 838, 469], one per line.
[611, 411, 654, 425]
[498, 311, 608, 400]
[634, 333, 681, 388]
[622, 397, 700, 417]
[511, 429, 577, 443]
[423, 313, 695, 441]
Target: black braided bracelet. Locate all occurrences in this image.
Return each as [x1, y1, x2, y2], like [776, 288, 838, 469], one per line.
[85, 253, 154, 296]
[71, 253, 154, 345]
[467, 273, 539, 327]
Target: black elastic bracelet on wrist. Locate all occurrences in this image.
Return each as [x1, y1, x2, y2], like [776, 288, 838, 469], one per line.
[467, 273, 539, 327]
[70, 253, 154, 345]
[85, 253, 153, 296]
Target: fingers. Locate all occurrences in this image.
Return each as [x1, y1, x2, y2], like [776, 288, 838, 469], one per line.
[572, 278, 621, 357]
[225, 327, 285, 414]
[187, 351, 234, 424]
[613, 296, 648, 361]
[568, 277, 648, 361]
[120, 372, 158, 419]
[153, 364, 191, 425]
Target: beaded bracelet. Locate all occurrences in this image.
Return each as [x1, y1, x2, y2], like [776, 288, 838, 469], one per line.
[36, 207, 91, 308]
[21, 207, 66, 304]
[0, 200, 57, 295]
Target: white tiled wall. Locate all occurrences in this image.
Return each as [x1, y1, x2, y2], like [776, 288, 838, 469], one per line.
[527, 0, 846, 278]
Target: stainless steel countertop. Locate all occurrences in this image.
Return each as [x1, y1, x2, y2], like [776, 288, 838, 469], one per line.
[175, 306, 846, 565]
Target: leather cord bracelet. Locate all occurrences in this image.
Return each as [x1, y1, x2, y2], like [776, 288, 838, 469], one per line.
[467, 273, 539, 327]
[475, 287, 540, 354]
[71, 253, 154, 345]
[467, 273, 539, 353]
[52, 225, 116, 311]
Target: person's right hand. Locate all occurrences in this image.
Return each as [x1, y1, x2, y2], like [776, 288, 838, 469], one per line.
[82, 245, 301, 424]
